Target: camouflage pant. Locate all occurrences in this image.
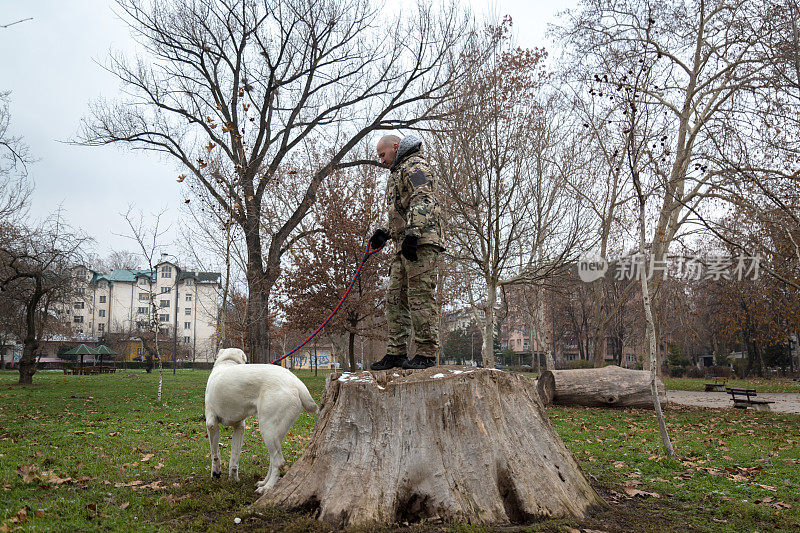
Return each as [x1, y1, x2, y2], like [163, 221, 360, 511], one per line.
[385, 245, 440, 358]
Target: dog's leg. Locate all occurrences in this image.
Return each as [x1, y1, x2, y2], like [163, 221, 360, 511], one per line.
[228, 420, 245, 482]
[255, 390, 302, 494]
[206, 416, 222, 479]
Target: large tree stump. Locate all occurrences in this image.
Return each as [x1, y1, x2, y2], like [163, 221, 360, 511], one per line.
[255, 366, 603, 527]
[537, 365, 666, 409]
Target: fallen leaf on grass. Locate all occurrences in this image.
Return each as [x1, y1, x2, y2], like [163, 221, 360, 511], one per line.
[140, 454, 154, 462]
[755, 484, 777, 492]
[624, 486, 660, 498]
[119, 502, 130, 510]
[158, 494, 189, 506]
[17, 464, 38, 483]
[154, 462, 164, 470]
[16, 508, 28, 524]
[0, 523, 9, 533]
[131, 480, 164, 491]
[34, 510, 44, 518]
[612, 461, 626, 468]
[46, 473, 72, 485]
[108, 432, 121, 437]
[114, 480, 143, 488]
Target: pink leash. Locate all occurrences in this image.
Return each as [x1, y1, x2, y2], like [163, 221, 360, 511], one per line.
[271, 240, 381, 365]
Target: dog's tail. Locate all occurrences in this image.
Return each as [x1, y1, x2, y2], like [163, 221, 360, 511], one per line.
[295, 382, 319, 414]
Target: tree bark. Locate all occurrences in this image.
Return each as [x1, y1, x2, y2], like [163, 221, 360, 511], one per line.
[18, 277, 43, 385]
[537, 365, 666, 410]
[256, 367, 603, 527]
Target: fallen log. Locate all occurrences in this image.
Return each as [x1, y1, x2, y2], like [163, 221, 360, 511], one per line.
[537, 365, 666, 409]
[255, 366, 604, 527]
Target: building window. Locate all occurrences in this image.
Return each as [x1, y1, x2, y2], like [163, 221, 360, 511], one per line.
[138, 277, 148, 286]
[185, 294, 192, 302]
[159, 300, 170, 308]
[160, 265, 172, 278]
[137, 307, 149, 315]
[76, 268, 86, 277]
[183, 336, 190, 344]
[184, 322, 191, 330]
[160, 287, 171, 294]
[99, 295, 106, 303]
[137, 347, 143, 355]
[138, 293, 151, 301]
[159, 314, 170, 322]
[184, 279, 193, 286]
[185, 308, 191, 316]
[73, 316, 84, 323]
[98, 310, 106, 317]
[76, 287, 85, 295]
[98, 323, 105, 332]
[74, 301, 84, 310]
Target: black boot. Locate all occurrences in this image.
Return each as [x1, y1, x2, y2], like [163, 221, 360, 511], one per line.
[370, 354, 406, 371]
[401, 355, 436, 370]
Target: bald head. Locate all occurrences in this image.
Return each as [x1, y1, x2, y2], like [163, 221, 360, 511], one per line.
[376, 135, 401, 168]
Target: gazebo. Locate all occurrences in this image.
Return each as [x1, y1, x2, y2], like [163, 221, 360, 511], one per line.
[62, 344, 97, 374]
[94, 345, 117, 370]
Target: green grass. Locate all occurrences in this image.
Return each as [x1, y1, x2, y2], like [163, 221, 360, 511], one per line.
[1, 369, 798, 532]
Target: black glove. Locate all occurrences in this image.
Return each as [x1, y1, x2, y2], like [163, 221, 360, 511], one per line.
[369, 228, 390, 250]
[401, 235, 418, 262]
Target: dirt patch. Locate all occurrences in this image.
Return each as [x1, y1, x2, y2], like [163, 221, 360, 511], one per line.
[667, 390, 800, 414]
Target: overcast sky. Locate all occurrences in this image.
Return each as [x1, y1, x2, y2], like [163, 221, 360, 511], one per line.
[1, 0, 577, 267]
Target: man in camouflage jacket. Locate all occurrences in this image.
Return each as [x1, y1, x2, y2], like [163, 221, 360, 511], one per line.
[369, 134, 443, 370]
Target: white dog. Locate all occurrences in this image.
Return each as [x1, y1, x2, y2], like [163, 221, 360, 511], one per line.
[204, 348, 318, 493]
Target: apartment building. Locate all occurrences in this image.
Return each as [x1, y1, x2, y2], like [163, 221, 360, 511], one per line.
[64, 261, 221, 362]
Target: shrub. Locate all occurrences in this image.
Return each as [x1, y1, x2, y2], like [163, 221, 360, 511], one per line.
[707, 365, 733, 378]
[566, 359, 595, 370]
[669, 365, 686, 377]
[685, 366, 703, 378]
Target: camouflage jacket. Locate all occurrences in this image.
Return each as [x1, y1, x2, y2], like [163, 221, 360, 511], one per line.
[383, 135, 443, 251]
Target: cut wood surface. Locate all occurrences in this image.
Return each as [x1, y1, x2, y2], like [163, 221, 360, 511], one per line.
[255, 366, 603, 527]
[537, 365, 666, 409]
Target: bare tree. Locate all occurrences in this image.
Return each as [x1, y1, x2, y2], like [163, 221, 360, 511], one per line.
[434, 20, 583, 367]
[0, 91, 32, 229]
[120, 207, 173, 401]
[557, 0, 772, 369]
[79, 0, 474, 363]
[0, 214, 88, 384]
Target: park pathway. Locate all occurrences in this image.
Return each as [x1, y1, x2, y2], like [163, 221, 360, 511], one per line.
[667, 390, 800, 414]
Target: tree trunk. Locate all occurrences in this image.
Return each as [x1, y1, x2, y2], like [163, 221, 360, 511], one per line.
[244, 217, 274, 364]
[348, 329, 356, 372]
[537, 365, 666, 410]
[18, 340, 37, 385]
[246, 269, 272, 364]
[256, 366, 604, 527]
[482, 283, 497, 368]
[18, 282, 43, 385]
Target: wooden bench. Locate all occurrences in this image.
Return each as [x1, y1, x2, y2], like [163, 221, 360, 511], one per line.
[726, 388, 774, 411]
[704, 377, 727, 392]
